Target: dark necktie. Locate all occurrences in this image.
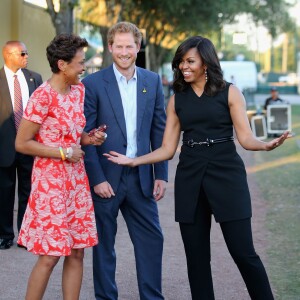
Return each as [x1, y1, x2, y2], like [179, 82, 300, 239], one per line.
[13, 74, 23, 130]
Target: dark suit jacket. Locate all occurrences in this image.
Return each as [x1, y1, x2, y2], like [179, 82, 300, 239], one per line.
[83, 65, 168, 198]
[263, 97, 284, 110]
[0, 67, 43, 167]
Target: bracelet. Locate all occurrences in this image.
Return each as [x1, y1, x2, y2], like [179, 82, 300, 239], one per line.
[66, 147, 73, 159]
[59, 147, 66, 161]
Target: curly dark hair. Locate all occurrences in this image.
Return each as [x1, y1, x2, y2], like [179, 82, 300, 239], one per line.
[172, 36, 225, 96]
[46, 33, 88, 73]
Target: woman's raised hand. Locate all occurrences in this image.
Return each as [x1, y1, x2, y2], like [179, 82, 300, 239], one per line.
[265, 131, 291, 151]
[103, 151, 135, 167]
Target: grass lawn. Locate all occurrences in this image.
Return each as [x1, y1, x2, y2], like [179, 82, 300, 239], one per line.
[252, 105, 300, 299]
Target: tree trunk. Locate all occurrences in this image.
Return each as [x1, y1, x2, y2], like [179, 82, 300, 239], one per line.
[148, 44, 169, 72]
[99, 26, 113, 68]
[46, 0, 77, 35]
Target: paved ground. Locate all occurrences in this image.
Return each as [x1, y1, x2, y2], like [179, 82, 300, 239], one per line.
[0, 142, 272, 300]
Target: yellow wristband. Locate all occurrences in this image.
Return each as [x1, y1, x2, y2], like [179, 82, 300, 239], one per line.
[59, 147, 66, 161]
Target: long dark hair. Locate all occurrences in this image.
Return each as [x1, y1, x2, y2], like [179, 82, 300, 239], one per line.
[172, 36, 225, 96]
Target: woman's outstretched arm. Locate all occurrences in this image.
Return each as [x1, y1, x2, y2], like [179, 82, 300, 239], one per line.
[104, 95, 181, 166]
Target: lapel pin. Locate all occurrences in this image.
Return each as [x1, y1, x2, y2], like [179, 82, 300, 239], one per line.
[30, 78, 33, 81]
[143, 88, 147, 93]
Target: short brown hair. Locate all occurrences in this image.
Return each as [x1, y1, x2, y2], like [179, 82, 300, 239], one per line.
[107, 22, 143, 46]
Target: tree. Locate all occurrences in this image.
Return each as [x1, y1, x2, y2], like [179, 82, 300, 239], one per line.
[78, 0, 123, 67]
[46, 0, 79, 34]
[79, 0, 295, 71]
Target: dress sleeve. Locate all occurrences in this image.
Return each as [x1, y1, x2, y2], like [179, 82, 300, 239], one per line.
[24, 84, 50, 125]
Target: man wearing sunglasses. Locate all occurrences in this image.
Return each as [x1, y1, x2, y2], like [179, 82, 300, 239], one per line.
[0, 41, 42, 250]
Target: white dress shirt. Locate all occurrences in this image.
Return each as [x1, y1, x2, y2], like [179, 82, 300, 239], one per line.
[113, 64, 138, 158]
[4, 65, 30, 111]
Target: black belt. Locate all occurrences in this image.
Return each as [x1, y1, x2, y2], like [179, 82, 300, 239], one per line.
[182, 136, 234, 148]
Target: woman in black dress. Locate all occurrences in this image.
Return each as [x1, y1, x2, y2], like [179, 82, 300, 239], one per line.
[104, 36, 290, 299]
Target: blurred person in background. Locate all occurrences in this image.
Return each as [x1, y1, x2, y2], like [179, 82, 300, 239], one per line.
[264, 86, 285, 110]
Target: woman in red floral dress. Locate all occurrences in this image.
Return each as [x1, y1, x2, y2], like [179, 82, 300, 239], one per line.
[15, 34, 106, 300]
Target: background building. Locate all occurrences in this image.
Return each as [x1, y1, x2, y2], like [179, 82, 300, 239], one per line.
[0, 0, 55, 79]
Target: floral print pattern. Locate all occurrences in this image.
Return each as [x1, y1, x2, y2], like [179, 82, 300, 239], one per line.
[17, 82, 98, 256]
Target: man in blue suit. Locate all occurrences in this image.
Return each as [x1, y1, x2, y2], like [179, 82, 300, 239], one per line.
[82, 22, 168, 300]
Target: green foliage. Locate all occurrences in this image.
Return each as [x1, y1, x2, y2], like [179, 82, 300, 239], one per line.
[85, 46, 96, 61]
[77, 0, 295, 71]
[250, 0, 295, 38]
[220, 33, 256, 61]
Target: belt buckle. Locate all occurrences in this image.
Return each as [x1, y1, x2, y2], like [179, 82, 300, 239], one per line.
[206, 138, 213, 147]
[187, 139, 195, 148]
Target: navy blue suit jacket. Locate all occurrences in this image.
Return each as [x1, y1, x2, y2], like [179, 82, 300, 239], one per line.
[82, 65, 168, 198]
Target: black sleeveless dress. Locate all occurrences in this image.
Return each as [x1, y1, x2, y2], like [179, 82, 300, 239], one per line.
[174, 83, 252, 223]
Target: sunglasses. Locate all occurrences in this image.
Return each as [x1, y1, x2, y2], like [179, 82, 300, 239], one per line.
[9, 51, 28, 57]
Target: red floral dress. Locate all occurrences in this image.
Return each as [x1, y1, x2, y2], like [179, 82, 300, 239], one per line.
[17, 81, 98, 256]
